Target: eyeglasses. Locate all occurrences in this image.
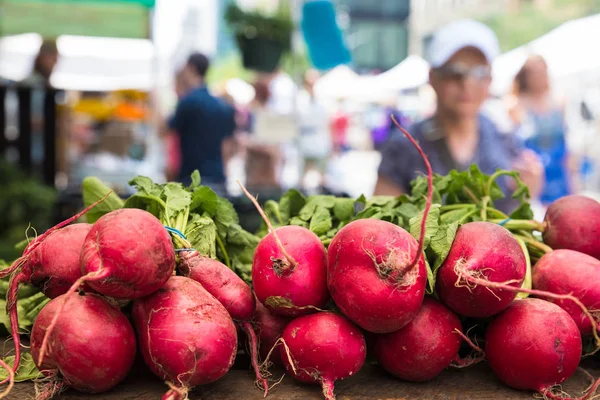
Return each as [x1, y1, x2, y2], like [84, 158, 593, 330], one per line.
[434, 64, 492, 83]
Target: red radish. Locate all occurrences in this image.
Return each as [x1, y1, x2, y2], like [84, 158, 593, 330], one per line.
[279, 312, 366, 400]
[373, 297, 473, 382]
[436, 221, 526, 318]
[533, 249, 600, 336]
[0, 195, 111, 382]
[133, 276, 237, 400]
[486, 298, 600, 399]
[253, 299, 291, 367]
[435, 221, 600, 348]
[543, 195, 600, 260]
[326, 118, 432, 334]
[178, 252, 268, 394]
[30, 293, 136, 397]
[27, 223, 93, 298]
[327, 219, 427, 333]
[238, 183, 329, 318]
[37, 208, 176, 366]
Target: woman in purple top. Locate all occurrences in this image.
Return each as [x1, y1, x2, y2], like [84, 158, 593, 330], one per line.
[374, 20, 544, 213]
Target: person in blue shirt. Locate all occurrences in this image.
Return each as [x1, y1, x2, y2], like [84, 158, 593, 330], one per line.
[169, 53, 236, 189]
[375, 20, 544, 213]
[510, 55, 572, 205]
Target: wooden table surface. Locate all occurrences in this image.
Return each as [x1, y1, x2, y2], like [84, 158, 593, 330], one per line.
[6, 356, 599, 400]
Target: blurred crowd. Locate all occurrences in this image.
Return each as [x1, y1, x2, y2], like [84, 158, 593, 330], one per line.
[3, 17, 593, 217]
[162, 18, 588, 215]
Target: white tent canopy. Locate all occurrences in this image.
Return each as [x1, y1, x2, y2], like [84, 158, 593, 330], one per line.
[0, 33, 43, 82]
[362, 55, 430, 92]
[492, 13, 600, 95]
[314, 64, 360, 99]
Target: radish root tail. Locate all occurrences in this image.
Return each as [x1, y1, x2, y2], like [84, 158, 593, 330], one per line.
[1, 272, 28, 382]
[0, 357, 14, 399]
[240, 321, 269, 397]
[450, 328, 486, 369]
[321, 378, 336, 400]
[457, 266, 600, 350]
[237, 181, 298, 270]
[162, 381, 189, 400]
[541, 374, 600, 400]
[391, 116, 433, 271]
[37, 270, 108, 366]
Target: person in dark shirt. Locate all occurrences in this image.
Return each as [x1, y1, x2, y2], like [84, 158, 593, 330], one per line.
[374, 20, 544, 213]
[169, 53, 236, 188]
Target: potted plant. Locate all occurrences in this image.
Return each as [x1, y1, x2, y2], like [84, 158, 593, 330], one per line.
[225, 2, 294, 73]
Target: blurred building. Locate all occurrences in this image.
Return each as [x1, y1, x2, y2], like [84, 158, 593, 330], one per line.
[409, 0, 511, 56]
[333, 0, 410, 72]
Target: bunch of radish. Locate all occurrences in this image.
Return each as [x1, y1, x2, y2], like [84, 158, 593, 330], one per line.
[0, 196, 269, 400]
[239, 118, 600, 400]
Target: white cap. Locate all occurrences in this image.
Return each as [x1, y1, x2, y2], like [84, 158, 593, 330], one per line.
[427, 19, 500, 68]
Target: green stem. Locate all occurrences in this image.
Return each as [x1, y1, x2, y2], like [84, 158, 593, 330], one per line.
[487, 208, 509, 219]
[490, 219, 545, 232]
[462, 187, 480, 204]
[215, 234, 231, 269]
[480, 196, 490, 222]
[440, 204, 475, 211]
[322, 238, 332, 247]
[485, 170, 514, 198]
[458, 209, 480, 224]
[514, 236, 532, 299]
[517, 230, 535, 240]
[515, 234, 553, 254]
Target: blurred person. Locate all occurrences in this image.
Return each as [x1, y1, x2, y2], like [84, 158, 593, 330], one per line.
[243, 81, 281, 189]
[374, 20, 544, 213]
[510, 55, 572, 204]
[164, 69, 191, 181]
[21, 40, 60, 169]
[330, 98, 350, 153]
[297, 69, 332, 190]
[168, 53, 236, 189]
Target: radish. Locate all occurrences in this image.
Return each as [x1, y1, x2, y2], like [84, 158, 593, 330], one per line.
[436, 221, 526, 318]
[533, 249, 600, 336]
[279, 312, 366, 400]
[486, 298, 600, 399]
[239, 184, 329, 318]
[37, 208, 176, 366]
[543, 195, 600, 260]
[133, 276, 237, 400]
[373, 297, 481, 382]
[253, 298, 291, 367]
[435, 221, 600, 349]
[178, 252, 268, 394]
[326, 119, 432, 334]
[30, 293, 136, 398]
[0, 195, 110, 382]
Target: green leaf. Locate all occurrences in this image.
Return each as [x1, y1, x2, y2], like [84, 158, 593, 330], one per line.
[333, 198, 355, 222]
[264, 200, 283, 226]
[309, 206, 333, 236]
[408, 204, 441, 248]
[190, 170, 201, 189]
[395, 203, 419, 223]
[0, 353, 43, 382]
[279, 189, 306, 222]
[185, 215, 217, 258]
[289, 216, 309, 228]
[124, 193, 164, 221]
[190, 186, 219, 216]
[214, 197, 239, 238]
[82, 177, 124, 223]
[510, 202, 534, 220]
[367, 196, 395, 207]
[128, 176, 158, 196]
[163, 183, 191, 213]
[428, 221, 459, 293]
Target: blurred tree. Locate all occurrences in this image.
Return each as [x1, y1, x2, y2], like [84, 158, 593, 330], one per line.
[483, 0, 600, 52]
